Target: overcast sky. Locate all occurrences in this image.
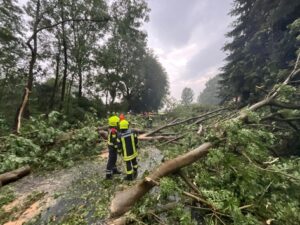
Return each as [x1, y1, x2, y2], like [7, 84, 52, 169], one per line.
[18, 0, 233, 100]
[144, 0, 233, 99]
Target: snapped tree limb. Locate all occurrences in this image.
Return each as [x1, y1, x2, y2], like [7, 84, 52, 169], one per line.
[108, 52, 300, 219]
[14, 88, 30, 134]
[109, 142, 213, 218]
[143, 107, 229, 137]
[0, 166, 31, 187]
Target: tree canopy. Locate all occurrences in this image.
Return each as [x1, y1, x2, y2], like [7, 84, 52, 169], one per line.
[219, 0, 300, 105]
[181, 87, 194, 105]
[197, 75, 221, 105]
[0, 0, 169, 129]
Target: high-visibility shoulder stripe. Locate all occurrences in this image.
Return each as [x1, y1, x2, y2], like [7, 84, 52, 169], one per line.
[121, 137, 127, 158]
[131, 135, 136, 153]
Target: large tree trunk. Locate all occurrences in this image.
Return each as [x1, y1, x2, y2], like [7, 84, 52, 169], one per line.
[110, 142, 213, 217]
[0, 166, 31, 187]
[66, 73, 75, 114]
[59, 1, 68, 111]
[49, 50, 61, 112]
[14, 88, 30, 134]
[13, 0, 40, 132]
[78, 65, 83, 99]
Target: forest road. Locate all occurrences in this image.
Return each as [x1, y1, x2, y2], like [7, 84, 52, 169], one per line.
[2, 146, 163, 225]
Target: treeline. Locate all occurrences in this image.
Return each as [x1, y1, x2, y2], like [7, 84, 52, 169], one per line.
[220, 0, 300, 104]
[0, 0, 169, 128]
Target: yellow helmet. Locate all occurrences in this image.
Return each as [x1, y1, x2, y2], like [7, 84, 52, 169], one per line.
[119, 119, 129, 129]
[108, 115, 120, 127]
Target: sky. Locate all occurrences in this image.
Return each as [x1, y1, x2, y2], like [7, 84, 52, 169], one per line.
[144, 0, 233, 100]
[18, 0, 234, 100]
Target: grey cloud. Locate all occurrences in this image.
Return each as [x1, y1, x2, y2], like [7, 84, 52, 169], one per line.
[183, 36, 227, 80]
[147, 0, 203, 47]
[147, 0, 232, 49]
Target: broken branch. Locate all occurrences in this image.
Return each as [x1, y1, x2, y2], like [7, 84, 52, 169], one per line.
[0, 166, 31, 187]
[109, 142, 213, 217]
[143, 108, 229, 137]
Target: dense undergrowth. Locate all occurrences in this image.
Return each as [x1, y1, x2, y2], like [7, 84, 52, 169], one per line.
[127, 108, 300, 224]
[0, 111, 105, 173]
[0, 102, 300, 225]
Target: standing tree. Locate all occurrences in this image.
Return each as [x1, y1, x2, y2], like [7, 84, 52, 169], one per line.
[181, 87, 194, 105]
[220, 0, 300, 105]
[13, 0, 110, 132]
[197, 75, 221, 105]
[133, 53, 169, 112]
[95, 0, 149, 111]
[0, 0, 24, 124]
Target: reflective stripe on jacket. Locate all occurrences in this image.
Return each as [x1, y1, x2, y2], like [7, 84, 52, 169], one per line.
[118, 129, 138, 161]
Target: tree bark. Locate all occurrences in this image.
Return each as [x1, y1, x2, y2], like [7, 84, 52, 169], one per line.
[59, 1, 68, 110]
[109, 142, 213, 217]
[193, 112, 222, 125]
[49, 50, 61, 112]
[143, 107, 229, 137]
[13, 0, 40, 131]
[66, 72, 75, 114]
[138, 135, 176, 141]
[108, 52, 300, 219]
[78, 65, 83, 98]
[14, 88, 30, 134]
[0, 166, 31, 187]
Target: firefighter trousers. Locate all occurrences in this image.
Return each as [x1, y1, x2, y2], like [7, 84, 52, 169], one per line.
[106, 146, 118, 175]
[125, 157, 138, 176]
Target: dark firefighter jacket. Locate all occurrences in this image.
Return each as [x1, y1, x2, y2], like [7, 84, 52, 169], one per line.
[117, 129, 138, 161]
[108, 128, 118, 148]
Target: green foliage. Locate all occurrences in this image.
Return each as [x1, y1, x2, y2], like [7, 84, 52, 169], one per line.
[220, 0, 300, 104]
[0, 135, 41, 173]
[0, 111, 104, 173]
[131, 53, 169, 112]
[275, 84, 297, 102]
[198, 75, 222, 105]
[289, 18, 300, 44]
[168, 103, 215, 118]
[0, 114, 9, 135]
[181, 87, 194, 105]
[0, 186, 15, 224]
[0, 0, 168, 126]
[159, 177, 179, 199]
[221, 119, 276, 159]
[170, 204, 197, 225]
[0, 186, 15, 208]
[131, 105, 299, 224]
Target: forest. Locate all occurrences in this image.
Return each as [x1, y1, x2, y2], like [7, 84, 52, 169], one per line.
[0, 0, 300, 224]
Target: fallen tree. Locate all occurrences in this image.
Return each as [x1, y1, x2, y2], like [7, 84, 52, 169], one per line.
[0, 166, 31, 187]
[98, 130, 176, 142]
[138, 134, 176, 141]
[109, 53, 300, 219]
[143, 107, 229, 137]
[110, 142, 213, 217]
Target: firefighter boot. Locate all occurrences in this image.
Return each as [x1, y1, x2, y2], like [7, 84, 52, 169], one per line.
[113, 168, 122, 175]
[124, 174, 134, 181]
[133, 168, 138, 179]
[105, 170, 113, 180]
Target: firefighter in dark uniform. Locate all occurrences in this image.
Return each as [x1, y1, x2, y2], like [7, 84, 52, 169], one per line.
[106, 113, 121, 179]
[117, 119, 138, 180]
